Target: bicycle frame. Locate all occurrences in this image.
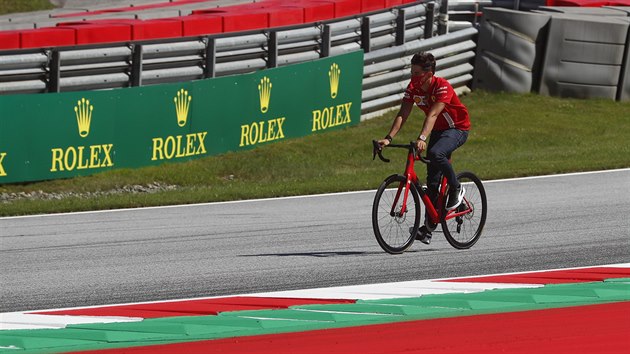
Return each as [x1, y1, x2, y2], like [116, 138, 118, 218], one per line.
[382, 143, 472, 225]
[372, 140, 486, 253]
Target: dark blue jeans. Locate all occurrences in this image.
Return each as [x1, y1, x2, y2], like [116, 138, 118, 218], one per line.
[426, 129, 469, 204]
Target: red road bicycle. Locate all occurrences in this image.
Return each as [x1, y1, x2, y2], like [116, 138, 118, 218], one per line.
[371, 141, 487, 254]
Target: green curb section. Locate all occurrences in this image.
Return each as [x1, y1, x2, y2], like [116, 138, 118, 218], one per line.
[1, 279, 628, 354]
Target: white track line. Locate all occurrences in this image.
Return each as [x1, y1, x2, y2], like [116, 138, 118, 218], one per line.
[2, 168, 628, 220]
[2, 263, 627, 330]
[0, 313, 142, 330]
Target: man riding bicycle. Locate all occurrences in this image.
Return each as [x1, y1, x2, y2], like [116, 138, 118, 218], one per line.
[376, 52, 471, 245]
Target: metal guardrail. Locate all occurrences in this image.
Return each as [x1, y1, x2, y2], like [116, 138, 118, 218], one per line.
[0, 0, 487, 118]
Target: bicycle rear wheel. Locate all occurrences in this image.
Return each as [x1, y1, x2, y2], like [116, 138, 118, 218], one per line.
[441, 171, 487, 249]
[372, 174, 421, 254]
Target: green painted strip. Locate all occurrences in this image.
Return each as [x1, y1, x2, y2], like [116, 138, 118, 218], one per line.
[218, 308, 403, 322]
[1, 280, 628, 354]
[0, 327, 180, 343]
[0, 335, 96, 351]
[604, 277, 630, 283]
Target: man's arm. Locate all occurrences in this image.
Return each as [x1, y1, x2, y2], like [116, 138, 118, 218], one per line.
[378, 100, 414, 146]
[416, 102, 445, 152]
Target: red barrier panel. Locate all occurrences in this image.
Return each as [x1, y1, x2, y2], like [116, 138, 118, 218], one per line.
[193, 9, 270, 32]
[309, 0, 361, 18]
[222, 11, 269, 32]
[20, 28, 76, 48]
[194, 2, 269, 13]
[54, 0, 209, 18]
[1, 0, 400, 49]
[74, 18, 183, 39]
[0, 31, 20, 50]
[134, 19, 183, 40]
[266, 7, 305, 27]
[180, 15, 223, 36]
[361, 0, 387, 12]
[286, 1, 336, 22]
[57, 22, 133, 45]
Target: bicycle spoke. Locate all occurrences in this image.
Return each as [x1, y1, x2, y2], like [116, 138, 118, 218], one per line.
[372, 176, 420, 254]
[441, 172, 486, 249]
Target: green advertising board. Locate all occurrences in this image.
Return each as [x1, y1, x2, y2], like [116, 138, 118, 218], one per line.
[0, 51, 364, 184]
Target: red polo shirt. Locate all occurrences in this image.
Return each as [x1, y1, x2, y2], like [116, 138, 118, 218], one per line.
[403, 76, 471, 131]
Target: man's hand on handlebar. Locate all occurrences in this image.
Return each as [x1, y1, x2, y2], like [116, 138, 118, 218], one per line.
[415, 139, 427, 153]
[376, 138, 390, 149]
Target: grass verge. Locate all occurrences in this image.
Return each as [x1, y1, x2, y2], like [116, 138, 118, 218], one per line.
[0, 0, 55, 15]
[1, 91, 629, 216]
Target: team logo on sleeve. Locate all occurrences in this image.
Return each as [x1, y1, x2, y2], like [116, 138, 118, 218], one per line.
[413, 95, 427, 106]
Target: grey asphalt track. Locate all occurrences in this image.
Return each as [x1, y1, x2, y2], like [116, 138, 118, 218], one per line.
[1, 169, 629, 312]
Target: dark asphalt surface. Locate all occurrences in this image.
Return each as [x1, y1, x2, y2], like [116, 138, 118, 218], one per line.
[1, 169, 628, 312]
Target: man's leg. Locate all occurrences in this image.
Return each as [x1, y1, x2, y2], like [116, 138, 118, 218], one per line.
[415, 132, 444, 244]
[427, 129, 468, 210]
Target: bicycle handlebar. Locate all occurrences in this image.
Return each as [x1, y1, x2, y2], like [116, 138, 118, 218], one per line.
[372, 140, 431, 164]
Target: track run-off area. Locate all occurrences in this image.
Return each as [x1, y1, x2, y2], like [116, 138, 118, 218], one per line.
[1, 169, 629, 352]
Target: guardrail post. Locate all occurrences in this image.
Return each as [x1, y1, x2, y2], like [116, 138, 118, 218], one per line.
[473, 2, 479, 26]
[204, 37, 216, 78]
[361, 16, 371, 53]
[616, 27, 630, 101]
[130, 44, 143, 87]
[424, 2, 435, 39]
[320, 24, 331, 58]
[437, 0, 449, 35]
[396, 8, 406, 46]
[48, 50, 61, 93]
[268, 31, 278, 68]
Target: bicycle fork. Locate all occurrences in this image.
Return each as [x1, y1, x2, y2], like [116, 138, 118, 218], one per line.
[390, 179, 412, 217]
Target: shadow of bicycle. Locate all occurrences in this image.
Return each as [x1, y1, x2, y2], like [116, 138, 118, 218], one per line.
[239, 251, 384, 258]
[239, 249, 438, 257]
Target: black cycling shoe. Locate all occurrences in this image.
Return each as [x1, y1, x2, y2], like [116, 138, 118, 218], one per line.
[415, 226, 432, 244]
[425, 220, 437, 232]
[446, 186, 465, 211]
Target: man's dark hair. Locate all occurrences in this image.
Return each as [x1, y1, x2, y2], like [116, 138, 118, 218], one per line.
[411, 52, 436, 73]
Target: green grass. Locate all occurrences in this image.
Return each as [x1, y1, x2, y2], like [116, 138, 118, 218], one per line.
[0, 0, 55, 15]
[1, 91, 629, 216]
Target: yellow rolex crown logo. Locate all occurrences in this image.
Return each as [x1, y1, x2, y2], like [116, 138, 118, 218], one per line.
[258, 76, 272, 114]
[74, 98, 93, 138]
[329, 63, 341, 99]
[174, 89, 192, 127]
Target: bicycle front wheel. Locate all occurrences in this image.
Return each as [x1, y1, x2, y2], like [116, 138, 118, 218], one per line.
[441, 171, 487, 249]
[372, 174, 421, 254]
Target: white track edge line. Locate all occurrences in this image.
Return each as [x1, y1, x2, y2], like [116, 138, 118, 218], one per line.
[8, 262, 629, 315]
[2, 168, 628, 220]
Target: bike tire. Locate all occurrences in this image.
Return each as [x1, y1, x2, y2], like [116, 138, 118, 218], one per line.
[372, 174, 421, 254]
[441, 171, 487, 249]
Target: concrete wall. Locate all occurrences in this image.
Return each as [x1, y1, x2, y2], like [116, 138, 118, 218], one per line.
[473, 7, 550, 93]
[473, 6, 630, 101]
[539, 14, 628, 100]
